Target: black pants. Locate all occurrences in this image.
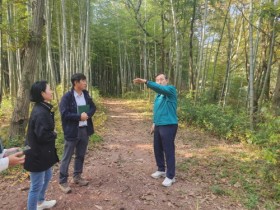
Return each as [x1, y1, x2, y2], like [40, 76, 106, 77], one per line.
[59, 127, 89, 183]
[154, 124, 178, 179]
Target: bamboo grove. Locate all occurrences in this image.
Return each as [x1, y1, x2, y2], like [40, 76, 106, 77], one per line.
[0, 0, 279, 136]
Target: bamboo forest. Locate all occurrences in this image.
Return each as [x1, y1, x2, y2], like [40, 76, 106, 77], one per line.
[0, 0, 280, 209]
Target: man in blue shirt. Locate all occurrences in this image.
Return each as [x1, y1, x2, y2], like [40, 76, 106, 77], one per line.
[59, 73, 96, 193]
[133, 74, 178, 187]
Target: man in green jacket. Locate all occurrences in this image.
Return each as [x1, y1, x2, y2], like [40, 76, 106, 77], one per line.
[133, 73, 178, 187]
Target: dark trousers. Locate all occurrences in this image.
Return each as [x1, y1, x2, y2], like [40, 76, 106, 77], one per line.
[59, 127, 89, 184]
[154, 124, 178, 179]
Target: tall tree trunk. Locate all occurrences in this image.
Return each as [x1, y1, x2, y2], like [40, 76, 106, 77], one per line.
[160, 1, 165, 73]
[210, 0, 232, 99]
[83, 0, 90, 84]
[248, 0, 255, 130]
[9, 0, 45, 139]
[219, 14, 236, 107]
[143, 0, 147, 82]
[7, 2, 16, 100]
[272, 64, 280, 116]
[45, 0, 58, 103]
[55, 1, 63, 89]
[258, 16, 276, 110]
[117, 16, 123, 96]
[202, 38, 213, 94]
[170, 0, 180, 87]
[61, 0, 69, 92]
[154, 23, 157, 76]
[78, 0, 85, 75]
[69, 7, 75, 78]
[195, 0, 208, 100]
[252, 0, 263, 111]
[189, 0, 196, 95]
[14, 6, 22, 86]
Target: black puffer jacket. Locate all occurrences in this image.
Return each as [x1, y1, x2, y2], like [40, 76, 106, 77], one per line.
[24, 102, 59, 172]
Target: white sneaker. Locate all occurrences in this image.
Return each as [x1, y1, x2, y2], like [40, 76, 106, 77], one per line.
[37, 200, 57, 210]
[151, 171, 166, 179]
[162, 177, 175, 187]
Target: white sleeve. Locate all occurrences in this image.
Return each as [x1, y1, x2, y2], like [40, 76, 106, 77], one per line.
[0, 157, 9, 172]
[0, 149, 6, 158]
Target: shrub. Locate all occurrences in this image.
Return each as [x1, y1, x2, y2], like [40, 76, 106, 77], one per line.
[179, 97, 249, 141]
[251, 113, 280, 177]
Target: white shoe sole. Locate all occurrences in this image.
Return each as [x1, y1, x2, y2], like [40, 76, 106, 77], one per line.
[151, 173, 166, 179]
[37, 200, 57, 210]
[162, 178, 176, 187]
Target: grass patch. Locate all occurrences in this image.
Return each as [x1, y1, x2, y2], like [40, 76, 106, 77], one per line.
[88, 133, 103, 151]
[177, 158, 199, 171]
[177, 141, 279, 209]
[210, 185, 228, 196]
[125, 99, 152, 114]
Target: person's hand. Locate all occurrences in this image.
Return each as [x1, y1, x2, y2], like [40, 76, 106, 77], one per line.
[133, 78, 147, 84]
[81, 112, 88, 121]
[8, 151, 25, 166]
[150, 123, 155, 135]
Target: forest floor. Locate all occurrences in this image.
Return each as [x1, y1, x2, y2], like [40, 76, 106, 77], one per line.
[0, 98, 252, 210]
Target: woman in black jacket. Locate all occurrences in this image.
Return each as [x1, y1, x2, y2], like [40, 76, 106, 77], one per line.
[24, 81, 59, 210]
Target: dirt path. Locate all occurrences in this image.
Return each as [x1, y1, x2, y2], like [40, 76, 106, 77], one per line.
[0, 98, 244, 210]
